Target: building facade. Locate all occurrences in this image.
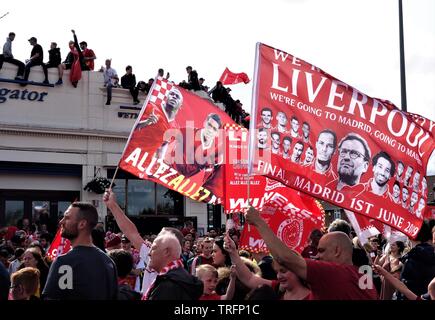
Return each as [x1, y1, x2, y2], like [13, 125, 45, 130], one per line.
[0, 65, 223, 235]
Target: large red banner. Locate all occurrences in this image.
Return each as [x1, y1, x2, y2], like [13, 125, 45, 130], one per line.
[46, 228, 71, 260]
[249, 43, 435, 238]
[119, 77, 234, 204]
[238, 183, 325, 254]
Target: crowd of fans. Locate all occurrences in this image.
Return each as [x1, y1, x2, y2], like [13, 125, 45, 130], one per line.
[0, 31, 250, 126]
[0, 189, 434, 301]
[0, 30, 433, 301]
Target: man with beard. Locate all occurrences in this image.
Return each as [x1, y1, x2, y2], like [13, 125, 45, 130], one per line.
[258, 107, 273, 129]
[281, 136, 292, 159]
[257, 127, 269, 149]
[391, 181, 401, 204]
[311, 129, 337, 179]
[365, 151, 395, 198]
[164, 113, 224, 198]
[333, 133, 371, 192]
[291, 141, 304, 164]
[42, 202, 118, 299]
[302, 146, 314, 166]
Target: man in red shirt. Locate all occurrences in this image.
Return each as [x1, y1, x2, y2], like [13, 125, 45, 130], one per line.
[243, 206, 378, 300]
[79, 41, 96, 70]
[190, 238, 215, 275]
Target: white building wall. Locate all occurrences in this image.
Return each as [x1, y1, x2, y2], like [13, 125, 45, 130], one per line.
[0, 64, 209, 225]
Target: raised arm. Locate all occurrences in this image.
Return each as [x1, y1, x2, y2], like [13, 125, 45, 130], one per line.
[223, 234, 271, 289]
[372, 264, 417, 300]
[245, 206, 307, 280]
[221, 265, 237, 300]
[103, 188, 144, 250]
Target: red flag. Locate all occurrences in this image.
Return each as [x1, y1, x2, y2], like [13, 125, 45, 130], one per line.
[119, 77, 235, 205]
[345, 210, 381, 245]
[239, 185, 325, 254]
[46, 228, 71, 260]
[219, 67, 250, 85]
[248, 43, 435, 238]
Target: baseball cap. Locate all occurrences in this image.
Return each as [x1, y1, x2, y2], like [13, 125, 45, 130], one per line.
[121, 234, 130, 243]
[28, 37, 37, 42]
[105, 235, 121, 248]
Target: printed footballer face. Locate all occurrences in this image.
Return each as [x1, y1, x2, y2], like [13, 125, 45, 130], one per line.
[203, 117, 220, 142]
[282, 138, 291, 153]
[277, 112, 287, 126]
[393, 183, 400, 199]
[164, 87, 183, 113]
[257, 130, 268, 146]
[402, 188, 409, 202]
[291, 118, 299, 133]
[396, 162, 404, 177]
[271, 133, 280, 149]
[373, 157, 392, 187]
[316, 132, 335, 163]
[261, 109, 272, 125]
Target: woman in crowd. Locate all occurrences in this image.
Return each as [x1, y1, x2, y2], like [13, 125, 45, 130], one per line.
[223, 234, 312, 300]
[19, 247, 49, 297]
[9, 267, 40, 300]
[212, 237, 232, 268]
[375, 241, 405, 299]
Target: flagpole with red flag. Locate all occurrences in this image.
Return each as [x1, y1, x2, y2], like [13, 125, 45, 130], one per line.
[109, 74, 161, 187]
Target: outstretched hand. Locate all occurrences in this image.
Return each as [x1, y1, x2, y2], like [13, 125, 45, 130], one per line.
[223, 233, 237, 255]
[103, 188, 117, 209]
[136, 114, 158, 130]
[244, 206, 262, 226]
[372, 264, 388, 276]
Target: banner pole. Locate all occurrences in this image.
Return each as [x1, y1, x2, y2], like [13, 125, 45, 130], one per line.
[109, 166, 120, 190]
[246, 42, 261, 232]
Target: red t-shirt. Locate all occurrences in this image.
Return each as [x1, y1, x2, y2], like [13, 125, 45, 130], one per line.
[305, 259, 378, 300]
[83, 48, 95, 70]
[200, 293, 221, 300]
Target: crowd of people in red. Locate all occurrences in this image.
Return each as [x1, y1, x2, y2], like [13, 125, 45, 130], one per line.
[0, 188, 434, 301]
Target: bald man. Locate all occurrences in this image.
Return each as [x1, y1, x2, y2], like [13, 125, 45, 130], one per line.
[103, 189, 203, 300]
[242, 206, 378, 300]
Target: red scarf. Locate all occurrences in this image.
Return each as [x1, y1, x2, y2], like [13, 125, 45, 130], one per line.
[142, 259, 184, 300]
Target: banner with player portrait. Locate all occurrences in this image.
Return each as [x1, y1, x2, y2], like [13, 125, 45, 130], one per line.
[248, 43, 435, 238]
[119, 77, 234, 205]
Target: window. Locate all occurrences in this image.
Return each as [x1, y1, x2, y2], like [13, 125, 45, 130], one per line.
[156, 185, 183, 215]
[5, 201, 24, 226]
[58, 201, 72, 218]
[128, 180, 155, 216]
[108, 171, 184, 217]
